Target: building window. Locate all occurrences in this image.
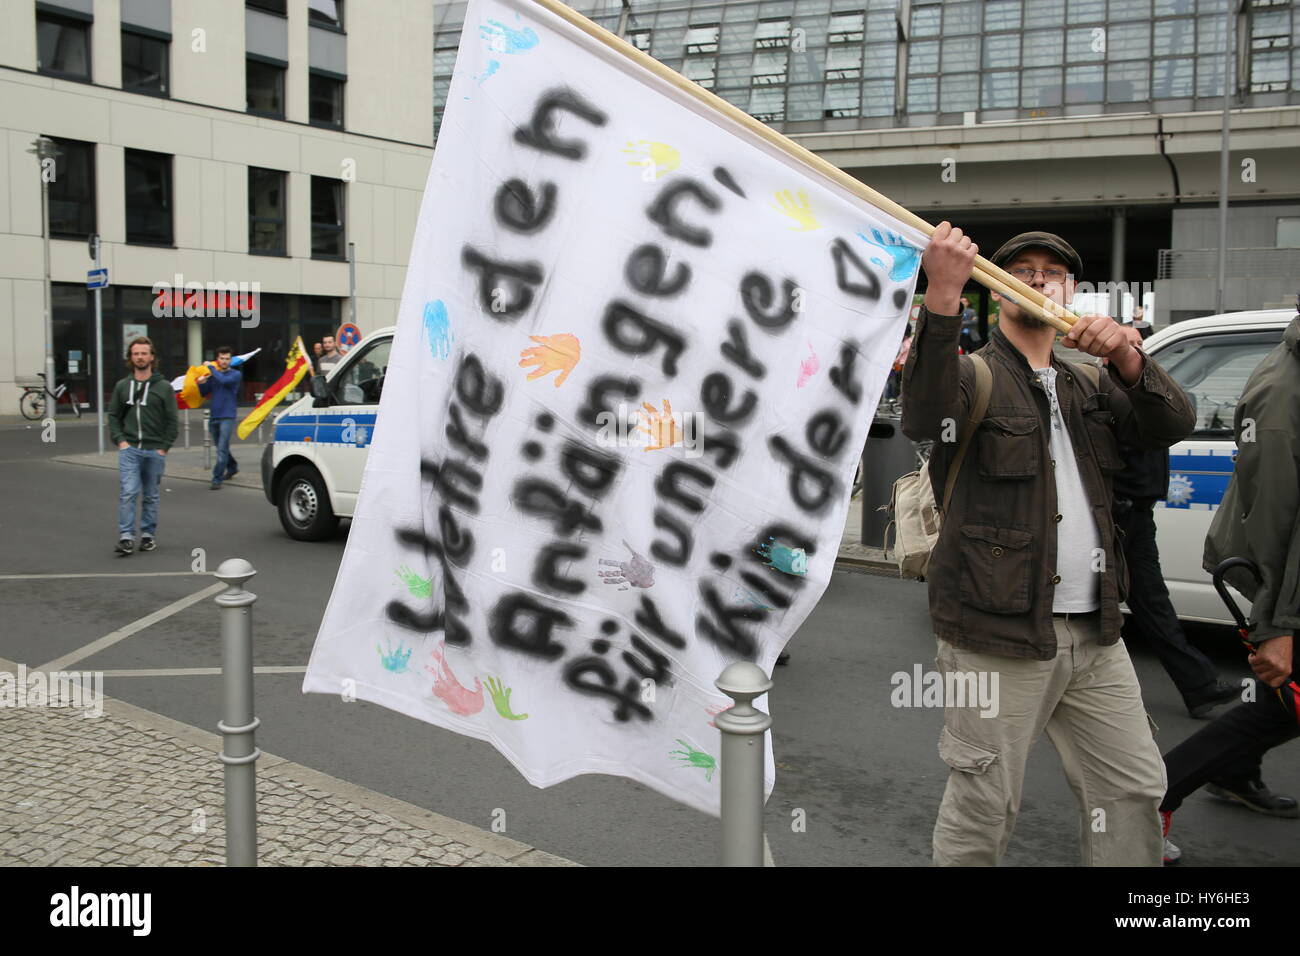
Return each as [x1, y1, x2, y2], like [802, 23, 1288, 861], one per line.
[826, 46, 863, 81]
[755, 18, 791, 50]
[122, 30, 169, 97]
[311, 177, 345, 260]
[749, 86, 785, 123]
[308, 0, 344, 30]
[36, 10, 91, 81]
[249, 167, 286, 256]
[247, 58, 286, 118]
[1276, 217, 1300, 247]
[684, 24, 720, 54]
[247, 0, 287, 14]
[628, 29, 652, 52]
[683, 57, 717, 89]
[752, 51, 789, 85]
[823, 82, 860, 118]
[46, 138, 96, 239]
[124, 149, 172, 246]
[309, 72, 345, 128]
[828, 12, 864, 44]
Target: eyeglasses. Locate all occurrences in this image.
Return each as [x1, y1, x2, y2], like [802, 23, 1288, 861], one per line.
[1008, 267, 1070, 282]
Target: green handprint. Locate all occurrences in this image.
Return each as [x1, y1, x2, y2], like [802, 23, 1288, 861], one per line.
[485, 676, 529, 720]
[669, 739, 717, 782]
[395, 564, 432, 599]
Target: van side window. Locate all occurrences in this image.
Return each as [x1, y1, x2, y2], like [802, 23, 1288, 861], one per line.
[1153, 331, 1282, 434]
[334, 338, 391, 405]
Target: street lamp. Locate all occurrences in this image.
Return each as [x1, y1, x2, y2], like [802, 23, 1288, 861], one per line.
[27, 135, 61, 420]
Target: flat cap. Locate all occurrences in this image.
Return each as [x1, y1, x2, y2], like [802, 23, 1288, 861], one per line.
[991, 231, 1083, 278]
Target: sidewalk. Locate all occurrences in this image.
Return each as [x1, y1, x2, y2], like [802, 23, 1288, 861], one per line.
[53, 441, 265, 490]
[0, 656, 575, 867]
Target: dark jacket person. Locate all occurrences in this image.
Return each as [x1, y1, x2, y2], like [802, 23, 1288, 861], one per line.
[901, 225, 1194, 867]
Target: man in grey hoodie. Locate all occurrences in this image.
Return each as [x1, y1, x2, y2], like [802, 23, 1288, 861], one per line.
[108, 337, 178, 555]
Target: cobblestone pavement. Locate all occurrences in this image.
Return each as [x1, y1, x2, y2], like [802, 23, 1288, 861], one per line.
[0, 671, 575, 867]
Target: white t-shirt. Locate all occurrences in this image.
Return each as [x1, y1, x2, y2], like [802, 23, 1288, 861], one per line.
[1034, 367, 1100, 613]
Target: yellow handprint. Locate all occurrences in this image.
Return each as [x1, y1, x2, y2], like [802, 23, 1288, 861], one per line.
[636, 399, 682, 451]
[519, 333, 581, 387]
[621, 140, 681, 180]
[773, 189, 820, 231]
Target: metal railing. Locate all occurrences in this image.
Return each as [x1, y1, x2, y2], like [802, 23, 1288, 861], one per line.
[1157, 247, 1300, 280]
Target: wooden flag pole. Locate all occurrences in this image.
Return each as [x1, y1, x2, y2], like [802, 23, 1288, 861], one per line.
[526, 0, 1077, 333]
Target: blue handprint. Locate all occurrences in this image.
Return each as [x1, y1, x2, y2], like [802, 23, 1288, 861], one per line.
[377, 638, 414, 674]
[422, 300, 453, 360]
[480, 18, 539, 55]
[857, 229, 922, 282]
[755, 537, 809, 576]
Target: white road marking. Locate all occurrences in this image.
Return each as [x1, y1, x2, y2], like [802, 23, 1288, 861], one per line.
[0, 572, 211, 580]
[34, 582, 226, 672]
[96, 666, 307, 677]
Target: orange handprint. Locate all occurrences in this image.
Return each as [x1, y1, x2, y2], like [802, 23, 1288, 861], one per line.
[636, 399, 682, 451]
[518, 333, 581, 387]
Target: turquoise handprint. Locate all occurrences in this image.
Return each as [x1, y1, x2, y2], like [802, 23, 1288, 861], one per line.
[755, 536, 809, 576]
[422, 300, 453, 361]
[480, 18, 539, 55]
[377, 639, 413, 674]
[857, 229, 921, 281]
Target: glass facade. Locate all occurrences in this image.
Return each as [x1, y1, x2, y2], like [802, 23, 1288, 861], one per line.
[434, 0, 1300, 135]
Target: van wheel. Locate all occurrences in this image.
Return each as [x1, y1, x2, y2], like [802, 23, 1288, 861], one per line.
[277, 465, 338, 541]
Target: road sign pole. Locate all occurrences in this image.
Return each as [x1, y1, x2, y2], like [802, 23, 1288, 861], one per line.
[92, 236, 104, 455]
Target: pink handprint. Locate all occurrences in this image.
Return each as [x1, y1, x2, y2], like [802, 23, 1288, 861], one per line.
[427, 642, 484, 716]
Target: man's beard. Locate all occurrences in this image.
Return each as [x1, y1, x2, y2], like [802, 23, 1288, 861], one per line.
[1004, 304, 1048, 330]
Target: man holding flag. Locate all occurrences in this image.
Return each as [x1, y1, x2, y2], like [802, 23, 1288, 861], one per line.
[237, 336, 313, 441]
[198, 346, 242, 490]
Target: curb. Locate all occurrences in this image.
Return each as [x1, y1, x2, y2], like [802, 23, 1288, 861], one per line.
[0, 654, 579, 867]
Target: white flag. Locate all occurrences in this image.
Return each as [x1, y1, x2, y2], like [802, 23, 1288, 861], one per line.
[303, 0, 927, 815]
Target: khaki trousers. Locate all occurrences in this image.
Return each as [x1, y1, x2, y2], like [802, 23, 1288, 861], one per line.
[931, 614, 1165, 866]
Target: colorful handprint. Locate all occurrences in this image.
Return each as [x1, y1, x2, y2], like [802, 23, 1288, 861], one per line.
[857, 229, 922, 281]
[428, 642, 484, 716]
[479, 18, 538, 55]
[756, 536, 809, 575]
[395, 564, 433, 599]
[635, 398, 682, 451]
[519, 333, 580, 387]
[485, 676, 529, 720]
[670, 739, 717, 782]
[621, 140, 681, 180]
[598, 540, 656, 590]
[422, 300, 453, 360]
[796, 341, 820, 388]
[773, 189, 821, 231]
[377, 638, 414, 674]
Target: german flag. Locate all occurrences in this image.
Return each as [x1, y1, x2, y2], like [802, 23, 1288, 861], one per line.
[237, 336, 313, 440]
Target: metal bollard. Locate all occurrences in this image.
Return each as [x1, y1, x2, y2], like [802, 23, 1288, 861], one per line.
[215, 558, 260, 867]
[202, 408, 211, 470]
[183, 407, 190, 450]
[715, 661, 773, 866]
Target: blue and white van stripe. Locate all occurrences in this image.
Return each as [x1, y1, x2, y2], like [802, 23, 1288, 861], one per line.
[1156, 448, 1236, 511]
[274, 412, 379, 448]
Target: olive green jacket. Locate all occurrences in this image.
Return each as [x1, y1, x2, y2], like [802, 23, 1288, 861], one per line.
[1204, 315, 1300, 642]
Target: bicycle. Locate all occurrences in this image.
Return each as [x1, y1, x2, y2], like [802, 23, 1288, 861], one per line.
[18, 373, 82, 420]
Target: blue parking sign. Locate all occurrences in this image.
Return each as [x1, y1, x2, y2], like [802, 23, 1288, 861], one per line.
[87, 268, 109, 289]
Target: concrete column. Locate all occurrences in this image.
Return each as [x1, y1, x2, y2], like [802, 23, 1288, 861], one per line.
[188, 319, 203, 366]
[1110, 207, 1126, 284]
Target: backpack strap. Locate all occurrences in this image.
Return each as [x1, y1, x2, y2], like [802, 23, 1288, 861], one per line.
[940, 353, 992, 515]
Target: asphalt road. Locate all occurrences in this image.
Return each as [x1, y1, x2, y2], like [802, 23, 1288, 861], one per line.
[2, 417, 1296, 866]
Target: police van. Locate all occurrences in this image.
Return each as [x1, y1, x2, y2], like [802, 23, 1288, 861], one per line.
[263, 311, 1294, 626]
[1143, 309, 1293, 625]
[261, 326, 393, 540]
